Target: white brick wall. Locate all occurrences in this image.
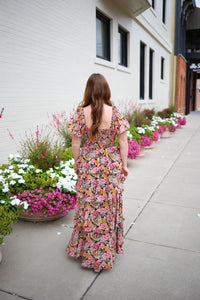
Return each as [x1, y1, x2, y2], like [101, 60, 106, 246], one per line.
[0, 0, 172, 164]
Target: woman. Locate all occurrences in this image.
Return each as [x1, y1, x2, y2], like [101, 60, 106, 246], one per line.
[66, 73, 129, 272]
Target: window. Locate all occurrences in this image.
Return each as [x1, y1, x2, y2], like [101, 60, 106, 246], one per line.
[118, 26, 128, 67]
[161, 57, 164, 80]
[96, 10, 110, 61]
[162, 0, 166, 23]
[151, 0, 155, 9]
[149, 49, 154, 99]
[140, 42, 146, 99]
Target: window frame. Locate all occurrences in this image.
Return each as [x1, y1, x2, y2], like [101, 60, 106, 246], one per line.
[161, 57, 165, 80]
[140, 42, 146, 100]
[118, 26, 128, 67]
[96, 10, 111, 61]
[149, 48, 154, 99]
[162, 0, 166, 24]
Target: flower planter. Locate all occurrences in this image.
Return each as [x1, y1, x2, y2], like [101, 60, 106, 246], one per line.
[144, 142, 155, 149]
[160, 130, 171, 138]
[19, 210, 65, 222]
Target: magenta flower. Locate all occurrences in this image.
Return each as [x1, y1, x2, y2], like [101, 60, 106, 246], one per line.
[141, 135, 153, 147]
[153, 131, 160, 141]
[128, 139, 141, 159]
[16, 188, 76, 217]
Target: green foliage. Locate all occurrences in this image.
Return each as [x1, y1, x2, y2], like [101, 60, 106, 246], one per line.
[143, 108, 156, 120]
[50, 112, 72, 148]
[143, 128, 154, 139]
[169, 104, 178, 112]
[129, 124, 142, 145]
[8, 173, 58, 194]
[19, 127, 70, 171]
[0, 206, 19, 244]
[55, 147, 73, 162]
[130, 110, 151, 127]
[157, 108, 173, 119]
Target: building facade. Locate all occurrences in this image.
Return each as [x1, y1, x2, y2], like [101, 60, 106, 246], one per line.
[0, 0, 173, 164]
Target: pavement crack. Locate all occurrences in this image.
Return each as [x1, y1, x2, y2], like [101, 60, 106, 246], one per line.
[125, 238, 200, 255]
[0, 289, 33, 300]
[80, 272, 101, 300]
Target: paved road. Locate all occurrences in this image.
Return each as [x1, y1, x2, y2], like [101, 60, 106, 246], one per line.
[0, 111, 200, 300]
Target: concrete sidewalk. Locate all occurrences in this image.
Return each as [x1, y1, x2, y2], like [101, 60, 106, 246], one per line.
[0, 111, 200, 300]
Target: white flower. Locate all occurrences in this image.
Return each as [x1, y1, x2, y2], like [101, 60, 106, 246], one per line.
[21, 201, 29, 209]
[10, 180, 16, 185]
[9, 165, 14, 170]
[137, 127, 145, 134]
[35, 169, 42, 173]
[11, 173, 21, 179]
[24, 159, 30, 163]
[10, 197, 21, 206]
[29, 165, 35, 169]
[126, 131, 133, 139]
[8, 154, 14, 160]
[0, 200, 5, 204]
[18, 169, 25, 174]
[18, 178, 25, 184]
[2, 184, 9, 193]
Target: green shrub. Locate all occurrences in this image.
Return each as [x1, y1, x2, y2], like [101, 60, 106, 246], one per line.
[169, 104, 178, 112]
[0, 206, 19, 244]
[157, 108, 173, 119]
[143, 108, 156, 120]
[129, 124, 142, 145]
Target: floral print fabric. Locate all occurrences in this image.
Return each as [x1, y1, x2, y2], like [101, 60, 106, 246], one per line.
[66, 106, 129, 271]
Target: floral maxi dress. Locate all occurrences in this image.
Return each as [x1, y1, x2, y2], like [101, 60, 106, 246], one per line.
[66, 106, 129, 271]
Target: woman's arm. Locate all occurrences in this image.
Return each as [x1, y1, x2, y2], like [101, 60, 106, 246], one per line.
[118, 131, 129, 179]
[72, 135, 82, 162]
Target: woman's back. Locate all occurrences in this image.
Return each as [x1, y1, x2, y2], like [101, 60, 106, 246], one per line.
[83, 104, 113, 130]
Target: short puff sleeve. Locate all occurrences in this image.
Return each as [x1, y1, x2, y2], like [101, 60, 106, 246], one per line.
[68, 107, 83, 137]
[114, 106, 130, 134]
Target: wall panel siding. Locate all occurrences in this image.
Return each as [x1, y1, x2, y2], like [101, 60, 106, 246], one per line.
[0, 0, 172, 163]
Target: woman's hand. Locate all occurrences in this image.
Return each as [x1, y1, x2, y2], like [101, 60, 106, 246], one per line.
[122, 166, 129, 180]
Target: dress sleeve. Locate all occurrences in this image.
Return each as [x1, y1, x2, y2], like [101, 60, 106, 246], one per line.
[68, 107, 83, 137]
[114, 106, 130, 134]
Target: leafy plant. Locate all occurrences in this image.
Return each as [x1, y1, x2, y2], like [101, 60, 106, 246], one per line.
[143, 108, 156, 120]
[157, 108, 173, 119]
[19, 127, 68, 171]
[0, 206, 19, 244]
[169, 104, 178, 112]
[128, 124, 142, 145]
[49, 112, 72, 148]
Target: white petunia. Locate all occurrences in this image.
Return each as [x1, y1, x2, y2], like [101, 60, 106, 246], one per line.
[0, 200, 5, 204]
[137, 127, 145, 134]
[126, 131, 133, 139]
[11, 173, 22, 179]
[2, 184, 9, 193]
[10, 180, 16, 185]
[35, 169, 42, 173]
[10, 197, 21, 206]
[22, 201, 29, 209]
[9, 165, 14, 170]
[18, 169, 25, 174]
[18, 178, 25, 184]
[29, 165, 35, 169]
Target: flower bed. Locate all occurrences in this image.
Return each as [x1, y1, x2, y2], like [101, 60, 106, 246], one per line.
[0, 154, 77, 221]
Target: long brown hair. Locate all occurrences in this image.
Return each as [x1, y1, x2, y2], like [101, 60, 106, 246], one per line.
[80, 73, 112, 137]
